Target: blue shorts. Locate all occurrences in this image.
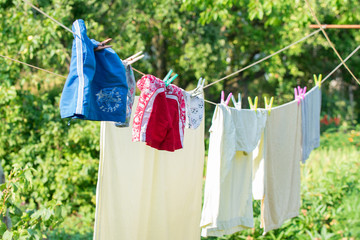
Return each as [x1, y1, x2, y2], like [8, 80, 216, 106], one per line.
[60, 19, 128, 122]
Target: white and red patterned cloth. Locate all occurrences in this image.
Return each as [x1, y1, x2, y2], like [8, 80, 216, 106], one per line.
[132, 75, 186, 151]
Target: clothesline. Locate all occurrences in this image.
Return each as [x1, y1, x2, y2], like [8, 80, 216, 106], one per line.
[1, 42, 359, 107]
[21, 0, 360, 88]
[0, 54, 67, 79]
[304, 0, 360, 85]
[202, 28, 322, 89]
[1, 1, 358, 107]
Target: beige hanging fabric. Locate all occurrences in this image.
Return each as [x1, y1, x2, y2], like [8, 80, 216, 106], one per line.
[261, 100, 302, 233]
[93, 97, 205, 240]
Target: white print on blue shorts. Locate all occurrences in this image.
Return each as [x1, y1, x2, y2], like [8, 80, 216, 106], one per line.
[96, 87, 123, 113]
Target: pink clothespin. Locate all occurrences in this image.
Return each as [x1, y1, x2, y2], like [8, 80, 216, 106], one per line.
[294, 86, 307, 105]
[220, 91, 232, 106]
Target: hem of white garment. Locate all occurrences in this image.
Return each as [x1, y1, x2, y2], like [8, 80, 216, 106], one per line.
[201, 216, 253, 237]
[263, 210, 299, 234]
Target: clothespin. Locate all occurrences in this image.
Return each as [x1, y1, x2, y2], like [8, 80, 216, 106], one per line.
[294, 86, 307, 105]
[302, 86, 307, 99]
[163, 69, 178, 87]
[166, 74, 178, 86]
[197, 77, 205, 88]
[191, 77, 205, 96]
[125, 51, 145, 65]
[264, 96, 274, 115]
[313, 74, 322, 88]
[220, 91, 232, 106]
[248, 96, 258, 112]
[231, 93, 242, 110]
[94, 38, 113, 52]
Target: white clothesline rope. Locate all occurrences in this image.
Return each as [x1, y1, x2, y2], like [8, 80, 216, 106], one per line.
[304, 0, 360, 85]
[0, 1, 357, 107]
[321, 45, 360, 83]
[22, 0, 79, 38]
[202, 44, 360, 106]
[202, 28, 322, 89]
[2, 43, 358, 106]
[0, 54, 67, 78]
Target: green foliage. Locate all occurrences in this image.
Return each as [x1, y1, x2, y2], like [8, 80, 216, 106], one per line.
[0, 164, 65, 239]
[320, 124, 360, 148]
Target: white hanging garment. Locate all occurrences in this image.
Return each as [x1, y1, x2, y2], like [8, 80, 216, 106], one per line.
[93, 97, 205, 240]
[201, 105, 267, 237]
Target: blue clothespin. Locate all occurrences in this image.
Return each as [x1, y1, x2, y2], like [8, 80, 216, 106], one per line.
[264, 96, 274, 115]
[220, 91, 232, 106]
[231, 93, 242, 110]
[248, 96, 258, 112]
[313, 74, 322, 88]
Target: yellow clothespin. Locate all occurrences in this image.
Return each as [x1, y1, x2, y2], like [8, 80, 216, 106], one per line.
[248, 96, 258, 112]
[313, 74, 322, 88]
[264, 96, 274, 115]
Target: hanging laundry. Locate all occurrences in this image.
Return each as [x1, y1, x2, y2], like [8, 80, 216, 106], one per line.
[60, 19, 128, 122]
[94, 97, 205, 240]
[182, 78, 205, 129]
[115, 61, 136, 127]
[261, 100, 302, 233]
[252, 132, 265, 200]
[159, 83, 186, 149]
[201, 104, 267, 237]
[132, 75, 185, 151]
[301, 86, 321, 163]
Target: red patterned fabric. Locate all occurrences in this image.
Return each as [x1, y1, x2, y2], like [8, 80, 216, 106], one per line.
[132, 75, 165, 142]
[165, 84, 186, 147]
[146, 96, 176, 151]
[132, 75, 187, 151]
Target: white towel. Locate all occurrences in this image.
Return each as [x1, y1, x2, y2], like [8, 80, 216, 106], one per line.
[262, 100, 302, 233]
[94, 97, 205, 240]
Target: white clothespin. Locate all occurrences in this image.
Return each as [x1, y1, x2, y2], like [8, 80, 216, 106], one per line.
[231, 93, 242, 110]
[191, 77, 205, 96]
[124, 51, 145, 65]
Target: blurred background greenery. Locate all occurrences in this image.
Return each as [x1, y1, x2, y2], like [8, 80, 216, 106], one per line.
[0, 0, 359, 239]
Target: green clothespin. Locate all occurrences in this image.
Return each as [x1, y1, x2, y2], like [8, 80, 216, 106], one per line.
[313, 74, 322, 88]
[163, 69, 173, 83]
[264, 96, 274, 115]
[248, 96, 258, 112]
[166, 74, 178, 87]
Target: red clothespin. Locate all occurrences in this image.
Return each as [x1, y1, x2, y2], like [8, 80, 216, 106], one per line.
[94, 38, 113, 52]
[220, 91, 232, 106]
